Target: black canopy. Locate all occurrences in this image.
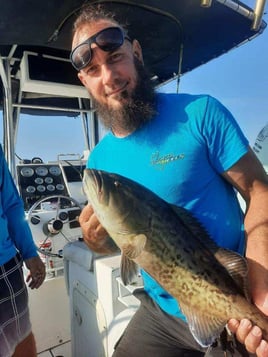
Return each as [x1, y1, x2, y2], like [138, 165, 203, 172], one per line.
[0, 0, 266, 85]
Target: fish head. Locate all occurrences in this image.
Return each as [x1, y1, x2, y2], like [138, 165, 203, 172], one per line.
[83, 169, 151, 237]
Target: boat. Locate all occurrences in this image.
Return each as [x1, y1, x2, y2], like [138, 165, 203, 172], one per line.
[0, 1, 267, 356]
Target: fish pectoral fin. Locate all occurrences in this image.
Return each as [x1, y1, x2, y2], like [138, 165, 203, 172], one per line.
[215, 248, 250, 301]
[121, 234, 147, 259]
[120, 234, 146, 285]
[120, 254, 139, 285]
[180, 303, 226, 347]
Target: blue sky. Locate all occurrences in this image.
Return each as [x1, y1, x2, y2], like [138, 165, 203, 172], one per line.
[2, 1, 268, 163]
[165, 1, 268, 146]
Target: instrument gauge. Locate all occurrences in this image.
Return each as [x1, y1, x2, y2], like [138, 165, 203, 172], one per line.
[35, 166, 48, 176]
[45, 177, 53, 184]
[47, 184, 55, 192]
[56, 184, 65, 191]
[26, 186, 36, 193]
[35, 177, 43, 184]
[37, 185, 46, 192]
[20, 167, 34, 177]
[49, 166, 62, 176]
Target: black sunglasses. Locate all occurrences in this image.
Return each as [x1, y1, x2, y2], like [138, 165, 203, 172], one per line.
[70, 27, 130, 71]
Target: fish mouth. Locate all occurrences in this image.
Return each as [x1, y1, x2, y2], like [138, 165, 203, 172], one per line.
[92, 169, 102, 194]
[85, 169, 108, 204]
[83, 169, 101, 197]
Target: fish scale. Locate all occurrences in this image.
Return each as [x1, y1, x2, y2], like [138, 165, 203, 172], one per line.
[83, 168, 268, 347]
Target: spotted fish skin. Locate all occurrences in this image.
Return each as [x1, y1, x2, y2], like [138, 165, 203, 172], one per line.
[83, 168, 268, 347]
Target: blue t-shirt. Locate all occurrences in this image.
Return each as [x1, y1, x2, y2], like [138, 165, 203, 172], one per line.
[0, 145, 38, 265]
[87, 93, 249, 320]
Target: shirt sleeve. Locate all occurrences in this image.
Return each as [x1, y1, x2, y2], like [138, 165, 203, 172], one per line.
[201, 95, 249, 173]
[0, 146, 38, 259]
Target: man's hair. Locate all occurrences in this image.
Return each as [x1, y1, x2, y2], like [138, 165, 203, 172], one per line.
[72, 4, 122, 34]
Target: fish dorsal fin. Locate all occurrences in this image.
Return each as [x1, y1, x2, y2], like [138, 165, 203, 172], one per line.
[215, 248, 250, 301]
[120, 254, 140, 285]
[171, 205, 250, 300]
[180, 303, 226, 347]
[120, 234, 147, 285]
[170, 205, 218, 251]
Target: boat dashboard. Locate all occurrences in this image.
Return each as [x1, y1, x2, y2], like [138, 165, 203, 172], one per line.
[17, 157, 87, 277]
[17, 160, 86, 211]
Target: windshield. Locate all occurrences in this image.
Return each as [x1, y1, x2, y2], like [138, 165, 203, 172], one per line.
[0, 110, 89, 165]
[15, 113, 86, 163]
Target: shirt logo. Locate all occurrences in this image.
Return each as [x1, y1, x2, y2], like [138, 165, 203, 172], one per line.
[151, 151, 185, 169]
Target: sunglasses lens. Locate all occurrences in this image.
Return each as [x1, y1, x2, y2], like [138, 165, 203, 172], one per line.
[96, 27, 124, 51]
[71, 27, 126, 71]
[71, 44, 92, 71]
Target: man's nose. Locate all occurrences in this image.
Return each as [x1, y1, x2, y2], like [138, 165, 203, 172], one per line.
[101, 63, 115, 86]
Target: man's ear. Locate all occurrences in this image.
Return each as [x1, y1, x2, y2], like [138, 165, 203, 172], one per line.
[78, 71, 87, 86]
[132, 40, 143, 64]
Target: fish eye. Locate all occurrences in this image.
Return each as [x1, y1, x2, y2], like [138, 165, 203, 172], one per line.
[114, 180, 121, 187]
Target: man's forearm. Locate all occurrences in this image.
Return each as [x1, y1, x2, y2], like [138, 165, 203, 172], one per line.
[244, 193, 268, 314]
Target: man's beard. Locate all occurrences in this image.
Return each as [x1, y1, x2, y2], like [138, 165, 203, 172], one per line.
[91, 58, 156, 135]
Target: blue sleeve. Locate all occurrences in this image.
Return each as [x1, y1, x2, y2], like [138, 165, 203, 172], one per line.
[202, 96, 249, 173]
[0, 147, 38, 259]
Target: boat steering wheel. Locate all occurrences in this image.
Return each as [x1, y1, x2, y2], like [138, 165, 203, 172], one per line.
[27, 195, 83, 262]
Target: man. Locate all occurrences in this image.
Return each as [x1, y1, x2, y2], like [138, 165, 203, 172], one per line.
[71, 4, 268, 356]
[0, 145, 46, 357]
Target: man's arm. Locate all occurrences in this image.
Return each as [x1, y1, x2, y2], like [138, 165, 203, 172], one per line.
[222, 147, 268, 356]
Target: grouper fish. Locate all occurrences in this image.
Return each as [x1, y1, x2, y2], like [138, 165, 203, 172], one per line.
[82, 168, 268, 347]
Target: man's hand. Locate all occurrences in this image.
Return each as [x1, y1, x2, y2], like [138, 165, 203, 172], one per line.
[228, 268, 268, 357]
[79, 204, 118, 254]
[25, 255, 46, 289]
[228, 319, 268, 356]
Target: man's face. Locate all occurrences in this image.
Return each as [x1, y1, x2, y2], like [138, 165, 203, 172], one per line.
[73, 20, 141, 111]
[73, 20, 155, 135]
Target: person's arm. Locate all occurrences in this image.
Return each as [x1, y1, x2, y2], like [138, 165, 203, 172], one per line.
[79, 204, 119, 254]
[223, 147, 268, 356]
[0, 148, 45, 288]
